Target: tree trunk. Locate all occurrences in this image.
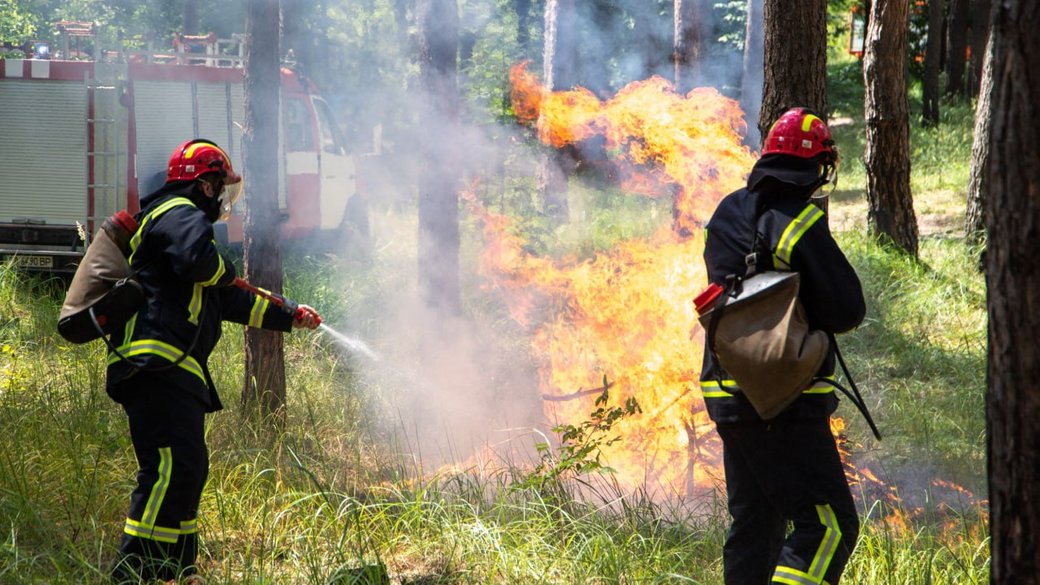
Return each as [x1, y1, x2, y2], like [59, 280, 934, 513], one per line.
[968, 0, 991, 97]
[945, 0, 970, 96]
[965, 32, 993, 244]
[417, 0, 461, 315]
[759, 0, 827, 212]
[986, 1, 1040, 580]
[538, 0, 576, 221]
[758, 0, 828, 141]
[241, 0, 287, 420]
[863, 0, 918, 257]
[673, 0, 710, 94]
[922, 0, 945, 127]
[740, 0, 764, 149]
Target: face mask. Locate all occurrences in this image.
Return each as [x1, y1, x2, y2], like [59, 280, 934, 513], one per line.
[192, 179, 224, 223]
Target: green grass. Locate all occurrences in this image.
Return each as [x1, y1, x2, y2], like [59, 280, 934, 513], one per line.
[0, 53, 987, 585]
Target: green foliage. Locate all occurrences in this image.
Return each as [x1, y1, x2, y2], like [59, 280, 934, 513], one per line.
[0, 0, 36, 45]
[521, 377, 642, 491]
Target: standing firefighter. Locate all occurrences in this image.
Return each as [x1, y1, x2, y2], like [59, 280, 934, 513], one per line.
[699, 109, 865, 584]
[106, 139, 320, 583]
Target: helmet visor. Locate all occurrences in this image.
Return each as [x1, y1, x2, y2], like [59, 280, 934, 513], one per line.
[218, 178, 243, 222]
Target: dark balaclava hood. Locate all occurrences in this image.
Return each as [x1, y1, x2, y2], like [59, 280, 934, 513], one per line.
[747, 153, 827, 196]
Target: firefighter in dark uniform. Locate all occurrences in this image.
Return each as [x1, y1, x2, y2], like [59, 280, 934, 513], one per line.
[107, 139, 320, 583]
[700, 109, 866, 585]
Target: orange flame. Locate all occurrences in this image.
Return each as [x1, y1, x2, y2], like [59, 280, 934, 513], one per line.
[510, 61, 753, 236]
[468, 64, 760, 497]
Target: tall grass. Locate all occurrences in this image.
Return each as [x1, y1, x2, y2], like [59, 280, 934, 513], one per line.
[0, 51, 987, 584]
[0, 207, 989, 585]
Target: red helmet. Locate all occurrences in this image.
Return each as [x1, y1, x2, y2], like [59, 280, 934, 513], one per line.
[762, 108, 837, 165]
[165, 139, 242, 185]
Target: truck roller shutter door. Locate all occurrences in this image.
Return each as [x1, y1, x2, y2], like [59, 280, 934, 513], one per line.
[0, 80, 87, 225]
[134, 81, 194, 196]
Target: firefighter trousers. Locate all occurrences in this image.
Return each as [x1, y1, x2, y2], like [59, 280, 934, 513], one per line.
[716, 417, 859, 585]
[110, 373, 209, 583]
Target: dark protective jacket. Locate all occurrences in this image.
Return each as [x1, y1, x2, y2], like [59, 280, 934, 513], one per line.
[106, 185, 294, 411]
[699, 175, 866, 424]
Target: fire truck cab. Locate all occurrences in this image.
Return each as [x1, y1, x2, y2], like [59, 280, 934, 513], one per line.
[0, 25, 364, 275]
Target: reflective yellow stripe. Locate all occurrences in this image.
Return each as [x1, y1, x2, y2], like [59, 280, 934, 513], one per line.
[180, 518, 198, 534]
[809, 504, 841, 581]
[199, 243, 226, 286]
[188, 283, 203, 325]
[701, 377, 834, 397]
[700, 379, 738, 398]
[801, 114, 822, 133]
[105, 339, 206, 383]
[120, 313, 138, 348]
[773, 565, 818, 585]
[183, 141, 231, 161]
[141, 447, 172, 528]
[804, 375, 836, 394]
[128, 197, 195, 263]
[774, 204, 824, 267]
[124, 518, 181, 544]
[248, 293, 269, 328]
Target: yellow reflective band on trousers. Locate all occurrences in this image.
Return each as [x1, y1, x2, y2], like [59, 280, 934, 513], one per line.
[248, 291, 270, 328]
[772, 503, 842, 585]
[128, 197, 195, 263]
[700, 378, 834, 398]
[106, 339, 206, 384]
[774, 204, 825, 268]
[123, 447, 177, 543]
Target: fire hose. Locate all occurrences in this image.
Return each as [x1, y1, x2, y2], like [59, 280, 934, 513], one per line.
[233, 277, 322, 326]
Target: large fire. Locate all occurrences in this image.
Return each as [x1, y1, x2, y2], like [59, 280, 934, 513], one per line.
[463, 63, 983, 541]
[465, 63, 756, 497]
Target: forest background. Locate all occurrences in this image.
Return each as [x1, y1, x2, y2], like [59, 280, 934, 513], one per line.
[0, 0, 1000, 583]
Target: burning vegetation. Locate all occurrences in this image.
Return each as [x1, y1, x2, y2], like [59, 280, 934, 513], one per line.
[463, 62, 986, 528]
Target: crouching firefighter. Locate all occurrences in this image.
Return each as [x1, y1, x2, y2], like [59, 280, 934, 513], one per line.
[103, 139, 320, 583]
[699, 109, 866, 585]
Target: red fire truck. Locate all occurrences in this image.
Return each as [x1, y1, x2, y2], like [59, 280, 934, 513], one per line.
[0, 26, 365, 275]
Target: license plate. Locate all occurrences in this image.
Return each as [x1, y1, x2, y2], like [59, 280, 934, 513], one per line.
[5, 254, 54, 269]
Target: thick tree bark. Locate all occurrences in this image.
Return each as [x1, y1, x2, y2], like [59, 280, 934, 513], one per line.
[965, 32, 993, 244]
[864, 0, 918, 257]
[417, 0, 461, 315]
[986, 1, 1040, 576]
[241, 0, 287, 419]
[922, 0, 945, 127]
[759, 0, 827, 212]
[758, 0, 827, 141]
[945, 0, 970, 96]
[740, 0, 764, 149]
[673, 0, 711, 94]
[968, 0, 991, 97]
